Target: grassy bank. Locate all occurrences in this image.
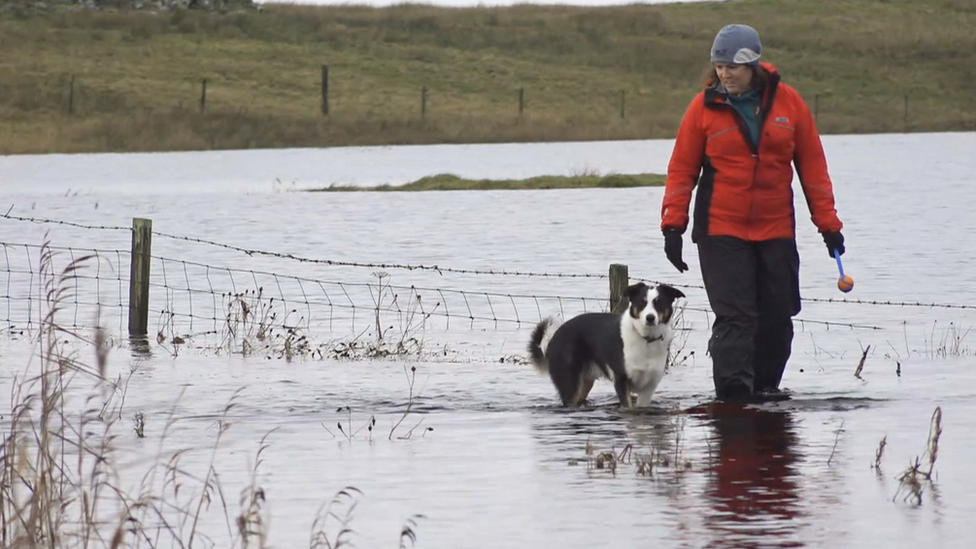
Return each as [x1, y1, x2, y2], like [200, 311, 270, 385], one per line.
[309, 172, 666, 191]
[1, 0, 974, 154]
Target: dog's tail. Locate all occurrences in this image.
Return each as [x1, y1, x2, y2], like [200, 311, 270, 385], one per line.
[528, 317, 559, 374]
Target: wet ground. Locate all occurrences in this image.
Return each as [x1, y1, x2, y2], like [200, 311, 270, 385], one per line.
[2, 132, 974, 547]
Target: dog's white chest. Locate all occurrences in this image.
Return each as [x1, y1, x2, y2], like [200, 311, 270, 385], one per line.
[621, 327, 670, 391]
[623, 339, 667, 373]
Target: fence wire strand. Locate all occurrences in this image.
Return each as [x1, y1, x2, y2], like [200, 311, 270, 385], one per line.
[1, 212, 131, 232]
[13, 222, 976, 348]
[3, 241, 894, 341]
[2, 212, 608, 279]
[1, 242, 129, 333]
[5, 213, 976, 311]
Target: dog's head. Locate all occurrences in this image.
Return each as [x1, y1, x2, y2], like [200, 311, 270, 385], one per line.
[625, 282, 686, 328]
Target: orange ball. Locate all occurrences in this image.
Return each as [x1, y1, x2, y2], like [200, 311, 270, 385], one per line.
[837, 275, 854, 293]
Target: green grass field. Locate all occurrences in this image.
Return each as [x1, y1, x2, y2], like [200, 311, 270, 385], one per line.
[309, 172, 666, 191]
[1, 0, 973, 154]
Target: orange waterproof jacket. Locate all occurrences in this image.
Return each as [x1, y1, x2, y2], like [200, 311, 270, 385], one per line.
[660, 63, 843, 242]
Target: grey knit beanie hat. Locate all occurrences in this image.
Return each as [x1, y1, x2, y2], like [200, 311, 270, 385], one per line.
[711, 24, 762, 66]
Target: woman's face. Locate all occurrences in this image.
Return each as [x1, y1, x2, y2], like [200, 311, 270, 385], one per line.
[714, 63, 754, 95]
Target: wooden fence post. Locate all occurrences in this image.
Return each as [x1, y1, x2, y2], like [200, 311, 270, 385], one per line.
[609, 263, 629, 314]
[200, 78, 207, 113]
[128, 218, 153, 337]
[68, 75, 75, 115]
[904, 94, 909, 132]
[519, 87, 524, 115]
[321, 65, 329, 116]
[421, 86, 427, 119]
[620, 89, 625, 119]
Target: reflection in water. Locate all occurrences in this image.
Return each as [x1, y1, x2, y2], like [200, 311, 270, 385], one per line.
[128, 335, 153, 359]
[695, 403, 804, 548]
[527, 404, 635, 449]
[526, 400, 809, 547]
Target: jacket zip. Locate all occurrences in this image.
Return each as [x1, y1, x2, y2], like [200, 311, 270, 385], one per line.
[712, 101, 762, 237]
[711, 82, 778, 238]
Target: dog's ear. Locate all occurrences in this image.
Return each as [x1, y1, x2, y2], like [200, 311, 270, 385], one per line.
[625, 282, 648, 302]
[657, 284, 686, 301]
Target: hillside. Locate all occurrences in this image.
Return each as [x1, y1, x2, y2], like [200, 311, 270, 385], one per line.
[0, 0, 973, 154]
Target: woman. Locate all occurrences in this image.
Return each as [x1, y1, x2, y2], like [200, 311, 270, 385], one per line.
[660, 24, 846, 401]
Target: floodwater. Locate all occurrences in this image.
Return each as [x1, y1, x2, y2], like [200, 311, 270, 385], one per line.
[2, 132, 975, 548]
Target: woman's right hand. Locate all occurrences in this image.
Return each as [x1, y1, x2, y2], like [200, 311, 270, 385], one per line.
[663, 227, 689, 273]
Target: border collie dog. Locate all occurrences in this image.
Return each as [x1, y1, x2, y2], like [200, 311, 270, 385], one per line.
[528, 282, 685, 409]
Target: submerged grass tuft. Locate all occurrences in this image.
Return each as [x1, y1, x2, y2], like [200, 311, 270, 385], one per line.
[854, 344, 870, 380]
[666, 302, 693, 370]
[872, 435, 888, 473]
[219, 286, 311, 360]
[925, 321, 972, 358]
[580, 413, 692, 479]
[167, 272, 446, 362]
[894, 406, 943, 506]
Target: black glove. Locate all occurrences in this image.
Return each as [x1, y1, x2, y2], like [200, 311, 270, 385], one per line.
[663, 227, 689, 273]
[822, 231, 845, 258]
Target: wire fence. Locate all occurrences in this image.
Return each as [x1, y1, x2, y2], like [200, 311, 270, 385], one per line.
[1, 242, 130, 335]
[0, 240, 618, 343]
[5, 213, 976, 354]
[23, 68, 932, 136]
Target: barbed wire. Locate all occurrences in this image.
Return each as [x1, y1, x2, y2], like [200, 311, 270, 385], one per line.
[1, 212, 609, 279]
[1, 241, 891, 343]
[5, 213, 975, 310]
[154, 255, 886, 331]
[150, 230, 610, 278]
[798, 296, 976, 310]
[0, 230, 968, 347]
[675, 303, 883, 331]
[150, 253, 614, 334]
[0, 212, 131, 232]
[633, 276, 706, 291]
[634, 275, 976, 310]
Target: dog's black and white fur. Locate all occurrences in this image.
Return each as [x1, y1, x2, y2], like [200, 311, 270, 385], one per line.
[528, 282, 686, 408]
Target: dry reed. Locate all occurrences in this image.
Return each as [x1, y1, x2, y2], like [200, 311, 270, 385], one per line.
[666, 302, 694, 370]
[925, 321, 972, 358]
[872, 435, 887, 473]
[0, 239, 423, 547]
[894, 406, 943, 506]
[208, 276, 439, 361]
[582, 414, 691, 479]
[854, 344, 870, 380]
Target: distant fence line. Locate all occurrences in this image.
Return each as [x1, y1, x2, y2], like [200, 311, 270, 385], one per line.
[44, 67, 919, 131]
[9, 214, 976, 344]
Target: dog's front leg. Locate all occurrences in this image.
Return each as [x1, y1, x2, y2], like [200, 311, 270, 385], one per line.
[634, 372, 663, 408]
[614, 376, 632, 409]
[635, 389, 654, 408]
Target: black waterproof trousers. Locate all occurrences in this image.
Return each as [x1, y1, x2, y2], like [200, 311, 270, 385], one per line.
[696, 236, 801, 400]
